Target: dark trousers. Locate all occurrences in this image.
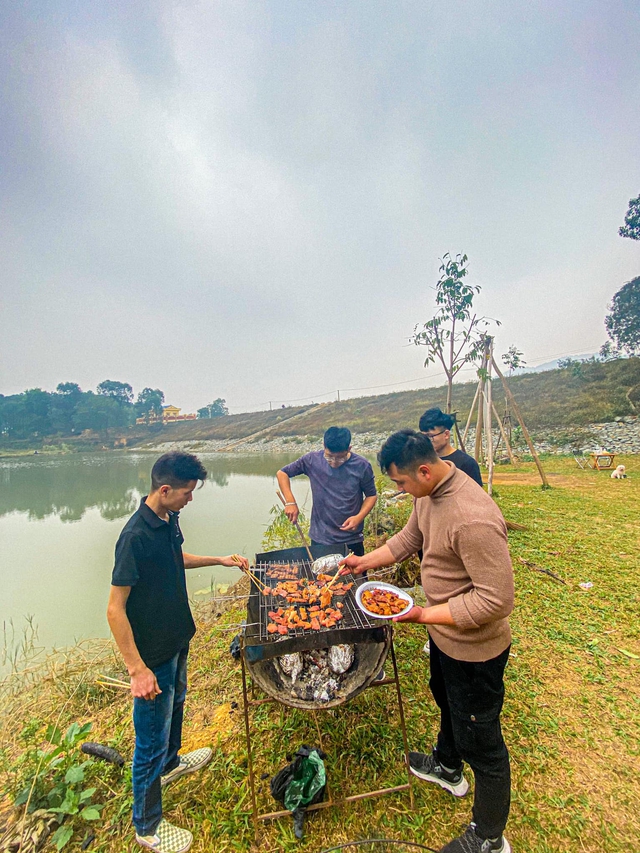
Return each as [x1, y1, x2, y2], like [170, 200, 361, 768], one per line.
[429, 637, 511, 839]
[132, 646, 188, 835]
[310, 540, 365, 557]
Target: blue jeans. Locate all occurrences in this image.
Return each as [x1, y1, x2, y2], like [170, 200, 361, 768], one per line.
[132, 646, 188, 835]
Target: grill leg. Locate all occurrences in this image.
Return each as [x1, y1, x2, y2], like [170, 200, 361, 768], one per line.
[240, 644, 259, 839]
[312, 710, 334, 805]
[389, 628, 414, 809]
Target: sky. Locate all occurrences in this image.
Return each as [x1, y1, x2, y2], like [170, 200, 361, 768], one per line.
[1, 0, 639, 414]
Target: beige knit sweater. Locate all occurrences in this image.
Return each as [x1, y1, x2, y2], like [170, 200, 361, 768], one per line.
[386, 463, 514, 662]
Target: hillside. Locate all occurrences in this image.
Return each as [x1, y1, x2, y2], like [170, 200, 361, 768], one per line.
[127, 357, 640, 446]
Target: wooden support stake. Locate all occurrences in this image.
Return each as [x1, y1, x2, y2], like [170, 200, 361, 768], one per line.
[491, 357, 549, 488]
[491, 401, 517, 464]
[452, 414, 466, 454]
[474, 338, 491, 464]
[463, 382, 481, 447]
[486, 339, 494, 496]
[474, 376, 485, 463]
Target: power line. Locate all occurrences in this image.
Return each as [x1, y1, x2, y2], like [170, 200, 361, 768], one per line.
[226, 344, 603, 413]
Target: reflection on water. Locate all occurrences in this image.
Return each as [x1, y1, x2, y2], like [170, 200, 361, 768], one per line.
[0, 452, 304, 523]
[0, 451, 310, 656]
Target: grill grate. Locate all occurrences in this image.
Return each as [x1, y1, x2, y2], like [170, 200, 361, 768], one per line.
[254, 560, 378, 644]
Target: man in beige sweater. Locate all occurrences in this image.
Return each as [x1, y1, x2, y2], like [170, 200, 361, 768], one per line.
[342, 430, 514, 853]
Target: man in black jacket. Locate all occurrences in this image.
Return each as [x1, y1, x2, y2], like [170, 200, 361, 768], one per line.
[419, 408, 483, 487]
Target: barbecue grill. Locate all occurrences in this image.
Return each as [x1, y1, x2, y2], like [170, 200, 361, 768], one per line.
[240, 547, 413, 833]
[244, 550, 390, 709]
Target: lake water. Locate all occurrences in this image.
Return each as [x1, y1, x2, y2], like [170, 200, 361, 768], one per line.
[0, 452, 313, 656]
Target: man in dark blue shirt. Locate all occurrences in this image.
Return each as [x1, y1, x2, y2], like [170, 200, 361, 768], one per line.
[108, 451, 248, 853]
[277, 426, 377, 557]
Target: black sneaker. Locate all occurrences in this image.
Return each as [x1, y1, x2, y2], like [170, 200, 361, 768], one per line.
[408, 748, 469, 797]
[440, 823, 511, 853]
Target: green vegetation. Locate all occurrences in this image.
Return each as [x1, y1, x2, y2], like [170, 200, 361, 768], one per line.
[602, 277, 640, 357]
[412, 252, 492, 412]
[619, 193, 640, 241]
[259, 356, 640, 438]
[3, 357, 640, 454]
[0, 381, 230, 447]
[11, 721, 104, 850]
[197, 399, 229, 419]
[261, 504, 311, 552]
[135, 388, 165, 423]
[2, 458, 638, 852]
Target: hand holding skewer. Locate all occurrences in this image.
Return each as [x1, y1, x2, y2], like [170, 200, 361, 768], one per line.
[224, 553, 249, 570]
[338, 554, 365, 576]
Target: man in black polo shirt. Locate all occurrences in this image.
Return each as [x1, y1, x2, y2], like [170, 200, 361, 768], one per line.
[107, 451, 248, 853]
[419, 408, 483, 487]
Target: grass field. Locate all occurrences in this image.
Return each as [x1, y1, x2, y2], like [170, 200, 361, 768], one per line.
[1, 457, 639, 853]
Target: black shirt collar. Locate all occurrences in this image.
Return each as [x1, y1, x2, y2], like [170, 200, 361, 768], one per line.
[139, 496, 178, 529]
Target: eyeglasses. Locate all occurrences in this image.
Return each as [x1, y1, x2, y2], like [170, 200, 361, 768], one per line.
[424, 429, 448, 439]
[324, 451, 350, 462]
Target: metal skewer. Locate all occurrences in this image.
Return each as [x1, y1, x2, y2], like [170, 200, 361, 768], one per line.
[242, 565, 269, 592]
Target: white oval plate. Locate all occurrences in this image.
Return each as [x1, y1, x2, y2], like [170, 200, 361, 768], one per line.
[356, 581, 414, 620]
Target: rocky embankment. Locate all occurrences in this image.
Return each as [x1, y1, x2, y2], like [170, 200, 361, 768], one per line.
[140, 415, 640, 456]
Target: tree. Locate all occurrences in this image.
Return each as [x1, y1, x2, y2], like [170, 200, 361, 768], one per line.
[197, 398, 229, 419]
[23, 388, 53, 435]
[73, 392, 130, 436]
[501, 346, 526, 377]
[619, 194, 640, 241]
[135, 388, 165, 423]
[57, 382, 83, 396]
[96, 380, 133, 406]
[50, 383, 84, 433]
[0, 395, 29, 438]
[602, 276, 640, 356]
[412, 253, 495, 412]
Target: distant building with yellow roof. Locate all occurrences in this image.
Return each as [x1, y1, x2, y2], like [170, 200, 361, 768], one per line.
[136, 404, 197, 425]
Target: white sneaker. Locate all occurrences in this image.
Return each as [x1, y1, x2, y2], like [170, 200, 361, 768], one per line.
[423, 642, 430, 655]
[160, 747, 213, 787]
[136, 819, 193, 853]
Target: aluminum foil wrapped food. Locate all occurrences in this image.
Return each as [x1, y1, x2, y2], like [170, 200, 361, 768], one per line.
[311, 553, 344, 575]
[328, 644, 354, 674]
[277, 652, 303, 684]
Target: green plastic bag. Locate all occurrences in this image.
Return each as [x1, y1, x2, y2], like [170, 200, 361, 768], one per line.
[283, 749, 326, 812]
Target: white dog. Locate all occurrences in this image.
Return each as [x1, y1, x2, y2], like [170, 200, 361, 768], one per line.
[611, 464, 627, 479]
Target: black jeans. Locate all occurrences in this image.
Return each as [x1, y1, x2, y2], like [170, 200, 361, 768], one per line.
[429, 637, 511, 839]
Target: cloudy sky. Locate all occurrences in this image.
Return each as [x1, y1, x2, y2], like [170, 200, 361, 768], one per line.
[1, 0, 639, 413]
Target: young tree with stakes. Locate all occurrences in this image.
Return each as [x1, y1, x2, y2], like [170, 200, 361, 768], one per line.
[412, 253, 495, 413]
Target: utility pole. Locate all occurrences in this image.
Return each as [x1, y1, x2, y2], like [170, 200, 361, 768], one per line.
[337, 390, 340, 402]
